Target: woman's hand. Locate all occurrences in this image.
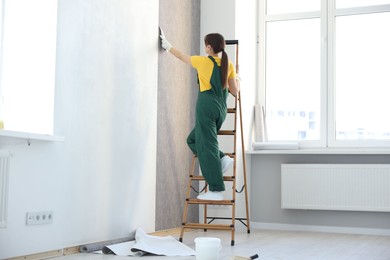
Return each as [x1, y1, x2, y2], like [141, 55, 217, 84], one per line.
[160, 30, 172, 52]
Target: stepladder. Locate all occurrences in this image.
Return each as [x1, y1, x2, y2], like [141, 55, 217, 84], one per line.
[179, 40, 250, 246]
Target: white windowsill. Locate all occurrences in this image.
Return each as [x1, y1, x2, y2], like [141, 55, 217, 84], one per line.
[0, 130, 64, 146]
[247, 147, 390, 155]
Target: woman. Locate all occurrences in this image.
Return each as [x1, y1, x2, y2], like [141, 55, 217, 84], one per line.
[160, 32, 240, 200]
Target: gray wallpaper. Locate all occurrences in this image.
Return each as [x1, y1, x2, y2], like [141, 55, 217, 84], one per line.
[157, 0, 201, 230]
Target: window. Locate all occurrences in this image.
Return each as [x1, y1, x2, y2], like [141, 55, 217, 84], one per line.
[259, 0, 390, 147]
[0, 0, 57, 135]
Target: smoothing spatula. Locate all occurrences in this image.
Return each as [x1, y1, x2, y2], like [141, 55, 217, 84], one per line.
[159, 26, 166, 39]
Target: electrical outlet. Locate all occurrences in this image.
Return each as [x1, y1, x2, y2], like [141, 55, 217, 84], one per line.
[26, 211, 53, 226]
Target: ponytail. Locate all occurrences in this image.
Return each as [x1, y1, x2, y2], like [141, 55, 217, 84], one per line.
[204, 33, 229, 89]
[220, 49, 228, 88]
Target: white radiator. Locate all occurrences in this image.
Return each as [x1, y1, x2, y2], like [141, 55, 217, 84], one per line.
[281, 164, 390, 212]
[0, 151, 11, 228]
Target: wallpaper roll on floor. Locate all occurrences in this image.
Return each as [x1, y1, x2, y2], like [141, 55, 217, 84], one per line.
[79, 234, 135, 253]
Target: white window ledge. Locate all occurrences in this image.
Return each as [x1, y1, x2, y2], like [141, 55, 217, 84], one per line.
[0, 130, 64, 146]
[247, 148, 390, 155]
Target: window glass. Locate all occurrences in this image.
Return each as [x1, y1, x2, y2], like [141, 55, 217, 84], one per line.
[267, 0, 320, 15]
[335, 12, 390, 140]
[265, 18, 321, 141]
[0, 0, 57, 134]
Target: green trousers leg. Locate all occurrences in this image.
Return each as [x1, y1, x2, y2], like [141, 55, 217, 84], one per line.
[187, 130, 225, 159]
[187, 107, 226, 191]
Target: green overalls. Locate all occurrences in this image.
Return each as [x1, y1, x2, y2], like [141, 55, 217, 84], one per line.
[187, 56, 229, 192]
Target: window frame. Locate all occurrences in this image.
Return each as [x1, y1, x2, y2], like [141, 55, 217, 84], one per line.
[258, 0, 390, 148]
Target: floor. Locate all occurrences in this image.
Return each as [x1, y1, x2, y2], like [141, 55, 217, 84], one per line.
[55, 227, 390, 260]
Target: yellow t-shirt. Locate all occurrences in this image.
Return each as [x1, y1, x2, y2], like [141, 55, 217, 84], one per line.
[190, 56, 236, 92]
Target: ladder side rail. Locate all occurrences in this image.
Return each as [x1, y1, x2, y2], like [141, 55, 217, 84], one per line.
[238, 91, 251, 233]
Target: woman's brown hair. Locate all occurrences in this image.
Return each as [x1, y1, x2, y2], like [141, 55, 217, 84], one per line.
[204, 33, 228, 88]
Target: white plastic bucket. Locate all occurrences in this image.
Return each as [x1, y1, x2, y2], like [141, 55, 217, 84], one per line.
[194, 237, 222, 260]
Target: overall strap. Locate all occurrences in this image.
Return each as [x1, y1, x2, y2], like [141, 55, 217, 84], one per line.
[208, 56, 228, 100]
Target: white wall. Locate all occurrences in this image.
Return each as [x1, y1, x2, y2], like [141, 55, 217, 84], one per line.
[200, 0, 258, 221]
[200, 0, 236, 40]
[0, 0, 158, 258]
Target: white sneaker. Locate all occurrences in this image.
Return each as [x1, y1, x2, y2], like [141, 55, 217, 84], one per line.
[197, 191, 224, 201]
[221, 155, 234, 174]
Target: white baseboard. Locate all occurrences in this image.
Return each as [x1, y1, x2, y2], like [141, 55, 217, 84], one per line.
[250, 222, 390, 236]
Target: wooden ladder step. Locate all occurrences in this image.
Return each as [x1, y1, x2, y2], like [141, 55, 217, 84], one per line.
[182, 223, 234, 230]
[192, 153, 235, 158]
[186, 198, 235, 205]
[218, 130, 235, 135]
[227, 108, 236, 113]
[190, 176, 235, 181]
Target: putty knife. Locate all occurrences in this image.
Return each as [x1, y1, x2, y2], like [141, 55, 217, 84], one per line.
[159, 26, 166, 39]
